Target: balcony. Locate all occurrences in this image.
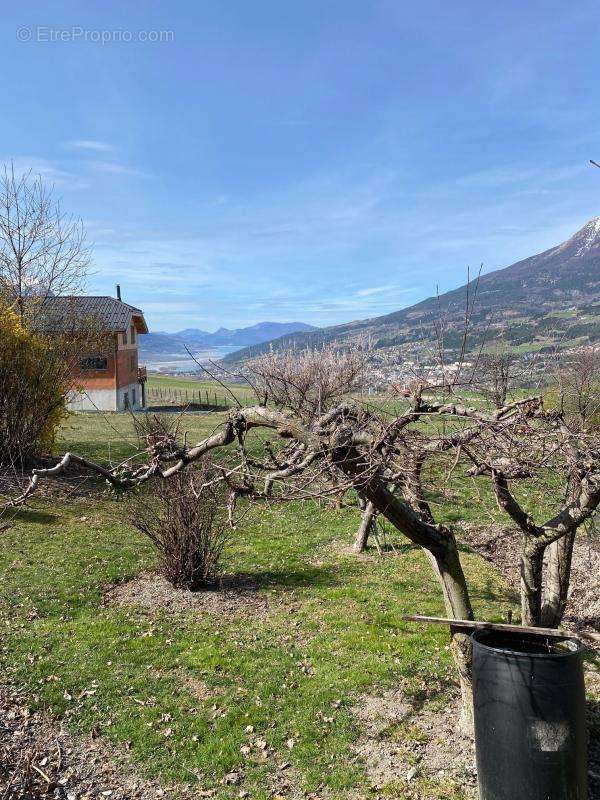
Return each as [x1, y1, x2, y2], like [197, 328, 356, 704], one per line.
[137, 366, 148, 382]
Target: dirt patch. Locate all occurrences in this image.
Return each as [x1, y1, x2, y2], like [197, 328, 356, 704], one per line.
[105, 572, 268, 618]
[353, 683, 600, 799]
[0, 684, 183, 799]
[352, 688, 477, 798]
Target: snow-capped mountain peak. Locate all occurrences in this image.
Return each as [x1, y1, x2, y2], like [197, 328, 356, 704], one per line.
[573, 216, 600, 256]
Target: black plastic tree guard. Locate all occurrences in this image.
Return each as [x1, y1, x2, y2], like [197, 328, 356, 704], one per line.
[472, 628, 587, 800]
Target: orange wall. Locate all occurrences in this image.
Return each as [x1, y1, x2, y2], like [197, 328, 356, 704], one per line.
[70, 335, 139, 391]
[71, 352, 116, 390]
[116, 347, 138, 388]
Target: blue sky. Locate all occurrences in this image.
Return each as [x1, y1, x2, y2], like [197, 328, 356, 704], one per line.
[1, 2, 599, 332]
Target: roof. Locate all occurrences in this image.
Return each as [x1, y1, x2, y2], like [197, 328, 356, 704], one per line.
[36, 296, 149, 334]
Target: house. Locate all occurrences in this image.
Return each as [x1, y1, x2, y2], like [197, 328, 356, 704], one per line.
[40, 288, 149, 411]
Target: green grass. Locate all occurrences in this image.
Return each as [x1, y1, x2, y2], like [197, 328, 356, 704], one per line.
[147, 374, 257, 406]
[145, 374, 415, 413]
[0, 412, 518, 799]
[58, 406, 229, 463]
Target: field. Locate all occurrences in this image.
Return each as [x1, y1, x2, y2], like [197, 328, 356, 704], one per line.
[146, 374, 257, 408]
[0, 403, 592, 799]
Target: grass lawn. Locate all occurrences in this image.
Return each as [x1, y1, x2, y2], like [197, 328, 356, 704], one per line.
[147, 374, 257, 407]
[0, 411, 518, 799]
[145, 374, 417, 414]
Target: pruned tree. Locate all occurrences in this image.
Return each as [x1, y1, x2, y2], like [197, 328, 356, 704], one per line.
[465, 400, 600, 627]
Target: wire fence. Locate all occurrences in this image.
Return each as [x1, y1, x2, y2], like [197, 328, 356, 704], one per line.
[146, 386, 231, 410]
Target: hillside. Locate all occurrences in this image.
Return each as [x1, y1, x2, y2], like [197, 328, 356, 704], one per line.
[225, 218, 600, 362]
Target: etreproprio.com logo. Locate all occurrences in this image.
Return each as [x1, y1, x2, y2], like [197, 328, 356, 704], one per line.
[16, 26, 175, 44]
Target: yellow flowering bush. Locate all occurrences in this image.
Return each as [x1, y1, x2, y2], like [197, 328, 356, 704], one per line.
[0, 304, 69, 465]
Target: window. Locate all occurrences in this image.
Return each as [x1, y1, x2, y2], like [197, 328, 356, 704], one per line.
[130, 355, 135, 371]
[122, 329, 128, 345]
[80, 356, 108, 371]
[132, 388, 136, 407]
[123, 392, 129, 409]
[130, 324, 136, 344]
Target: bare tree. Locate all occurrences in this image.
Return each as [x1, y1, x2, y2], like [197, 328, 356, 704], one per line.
[0, 164, 99, 467]
[0, 163, 90, 322]
[249, 344, 367, 419]
[555, 347, 600, 431]
[476, 348, 518, 408]
[465, 401, 600, 627]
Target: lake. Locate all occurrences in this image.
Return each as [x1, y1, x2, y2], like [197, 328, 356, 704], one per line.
[141, 346, 241, 374]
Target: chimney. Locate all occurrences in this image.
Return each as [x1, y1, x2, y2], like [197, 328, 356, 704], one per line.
[116, 284, 121, 301]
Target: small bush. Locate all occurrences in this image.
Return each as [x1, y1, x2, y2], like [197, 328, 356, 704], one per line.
[128, 469, 231, 590]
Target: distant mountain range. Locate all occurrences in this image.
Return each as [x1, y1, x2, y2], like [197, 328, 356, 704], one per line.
[225, 218, 600, 362]
[140, 321, 317, 360]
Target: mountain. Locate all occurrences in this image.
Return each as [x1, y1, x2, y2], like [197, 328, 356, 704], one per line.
[225, 218, 600, 362]
[140, 321, 317, 360]
[174, 321, 317, 347]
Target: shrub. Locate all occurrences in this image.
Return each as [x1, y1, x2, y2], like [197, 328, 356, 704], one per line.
[0, 304, 68, 466]
[128, 469, 231, 590]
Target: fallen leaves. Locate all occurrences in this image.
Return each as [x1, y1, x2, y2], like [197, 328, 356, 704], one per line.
[0, 683, 174, 799]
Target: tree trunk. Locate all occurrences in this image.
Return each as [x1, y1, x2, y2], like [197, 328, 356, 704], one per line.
[372, 514, 475, 726]
[520, 537, 545, 626]
[353, 499, 376, 553]
[541, 531, 575, 628]
[423, 546, 475, 731]
[334, 445, 475, 726]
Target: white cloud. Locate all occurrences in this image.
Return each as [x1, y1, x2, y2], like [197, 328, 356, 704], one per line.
[444, 163, 587, 192]
[66, 139, 115, 153]
[87, 161, 151, 178]
[1, 156, 88, 189]
[355, 284, 416, 298]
